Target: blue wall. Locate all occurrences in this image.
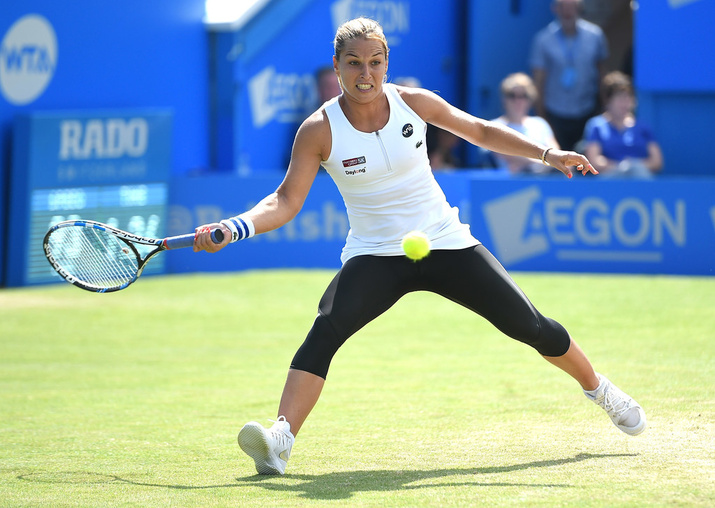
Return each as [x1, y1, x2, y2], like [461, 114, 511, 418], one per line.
[0, 0, 208, 285]
[0, 0, 209, 179]
[635, 0, 715, 92]
[634, 0, 715, 177]
[637, 92, 715, 177]
[209, 0, 464, 173]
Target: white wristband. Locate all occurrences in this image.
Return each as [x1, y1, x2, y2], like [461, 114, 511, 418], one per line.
[220, 215, 255, 243]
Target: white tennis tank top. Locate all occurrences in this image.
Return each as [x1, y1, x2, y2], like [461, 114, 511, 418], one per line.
[321, 84, 478, 263]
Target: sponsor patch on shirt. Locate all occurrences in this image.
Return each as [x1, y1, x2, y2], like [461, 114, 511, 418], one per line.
[342, 156, 366, 168]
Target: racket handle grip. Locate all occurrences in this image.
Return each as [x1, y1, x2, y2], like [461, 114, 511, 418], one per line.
[211, 228, 224, 243]
[163, 228, 224, 250]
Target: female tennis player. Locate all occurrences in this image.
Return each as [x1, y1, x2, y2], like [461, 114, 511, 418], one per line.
[194, 17, 646, 475]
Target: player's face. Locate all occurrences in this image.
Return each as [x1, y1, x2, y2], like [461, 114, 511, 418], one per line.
[334, 37, 388, 104]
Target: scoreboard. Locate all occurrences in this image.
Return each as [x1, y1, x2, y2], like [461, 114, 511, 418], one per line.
[27, 183, 168, 284]
[6, 110, 172, 287]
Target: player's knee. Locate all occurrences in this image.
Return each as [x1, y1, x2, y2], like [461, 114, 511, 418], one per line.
[505, 312, 541, 346]
[504, 310, 570, 357]
[530, 314, 571, 357]
[290, 313, 345, 379]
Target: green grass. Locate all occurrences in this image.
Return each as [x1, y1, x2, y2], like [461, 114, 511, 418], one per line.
[1, 270, 713, 507]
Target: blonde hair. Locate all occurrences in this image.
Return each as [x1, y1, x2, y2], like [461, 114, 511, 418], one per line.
[333, 17, 389, 61]
[500, 72, 538, 102]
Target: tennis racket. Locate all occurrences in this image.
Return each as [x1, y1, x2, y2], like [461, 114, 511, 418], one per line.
[43, 219, 224, 293]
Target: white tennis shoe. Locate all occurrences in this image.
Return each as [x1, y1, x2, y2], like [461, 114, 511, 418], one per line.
[238, 416, 295, 475]
[585, 374, 647, 436]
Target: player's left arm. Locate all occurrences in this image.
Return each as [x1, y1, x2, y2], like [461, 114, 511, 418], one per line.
[400, 86, 597, 178]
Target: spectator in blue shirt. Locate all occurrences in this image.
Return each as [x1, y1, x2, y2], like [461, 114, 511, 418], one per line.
[584, 71, 663, 178]
[530, 0, 609, 151]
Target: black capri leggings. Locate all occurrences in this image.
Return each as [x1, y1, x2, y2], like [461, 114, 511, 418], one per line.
[291, 245, 571, 379]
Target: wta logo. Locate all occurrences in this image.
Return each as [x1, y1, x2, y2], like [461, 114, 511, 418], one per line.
[0, 14, 57, 105]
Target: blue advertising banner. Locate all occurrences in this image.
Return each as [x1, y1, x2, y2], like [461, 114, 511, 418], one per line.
[470, 178, 715, 275]
[17, 110, 173, 188]
[6, 109, 173, 286]
[167, 173, 346, 273]
[166, 171, 474, 274]
[168, 173, 714, 277]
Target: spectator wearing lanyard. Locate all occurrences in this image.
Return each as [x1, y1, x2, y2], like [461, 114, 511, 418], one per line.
[530, 0, 609, 151]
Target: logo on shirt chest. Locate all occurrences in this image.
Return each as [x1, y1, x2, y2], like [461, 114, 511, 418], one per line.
[342, 156, 366, 168]
[342, 155, 367, 175]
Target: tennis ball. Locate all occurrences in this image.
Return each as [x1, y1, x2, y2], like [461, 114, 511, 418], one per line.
[401, 230, 431, 261]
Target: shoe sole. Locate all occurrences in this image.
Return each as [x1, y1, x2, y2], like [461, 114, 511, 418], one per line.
[238, 423, 283, 475]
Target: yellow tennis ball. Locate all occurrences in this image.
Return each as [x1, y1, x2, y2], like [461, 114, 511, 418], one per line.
[401, 231, 431, 261]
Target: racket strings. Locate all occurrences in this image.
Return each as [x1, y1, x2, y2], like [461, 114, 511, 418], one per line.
[48, 227, 140, 289]
[77, 230, 137, 285]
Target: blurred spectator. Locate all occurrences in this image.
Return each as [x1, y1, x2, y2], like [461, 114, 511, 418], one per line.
[394, 76, 463, 171]
[488, 73, 560, 175]
[427, 125, 462, 171]
[393, 76, 422, 88]
[286, 67, 341, 169]
[530, 0, 609, 151]
[315, 65, 342, 106]
[583, 71, 663, 178]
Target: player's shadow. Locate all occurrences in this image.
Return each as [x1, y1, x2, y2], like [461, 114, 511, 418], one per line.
[18, 452, 636, 500]
[234, 452, 635, 500]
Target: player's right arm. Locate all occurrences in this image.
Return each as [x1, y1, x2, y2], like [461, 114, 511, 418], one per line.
[194, 110, 330, 253]
[243, 111, 328, 233]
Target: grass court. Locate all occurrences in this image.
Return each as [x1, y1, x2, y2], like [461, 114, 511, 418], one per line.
[1, 270, 713, 506]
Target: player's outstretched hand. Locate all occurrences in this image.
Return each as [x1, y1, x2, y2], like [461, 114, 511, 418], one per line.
[545, 149, 599, 179]
[193, 222, 231, 253]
